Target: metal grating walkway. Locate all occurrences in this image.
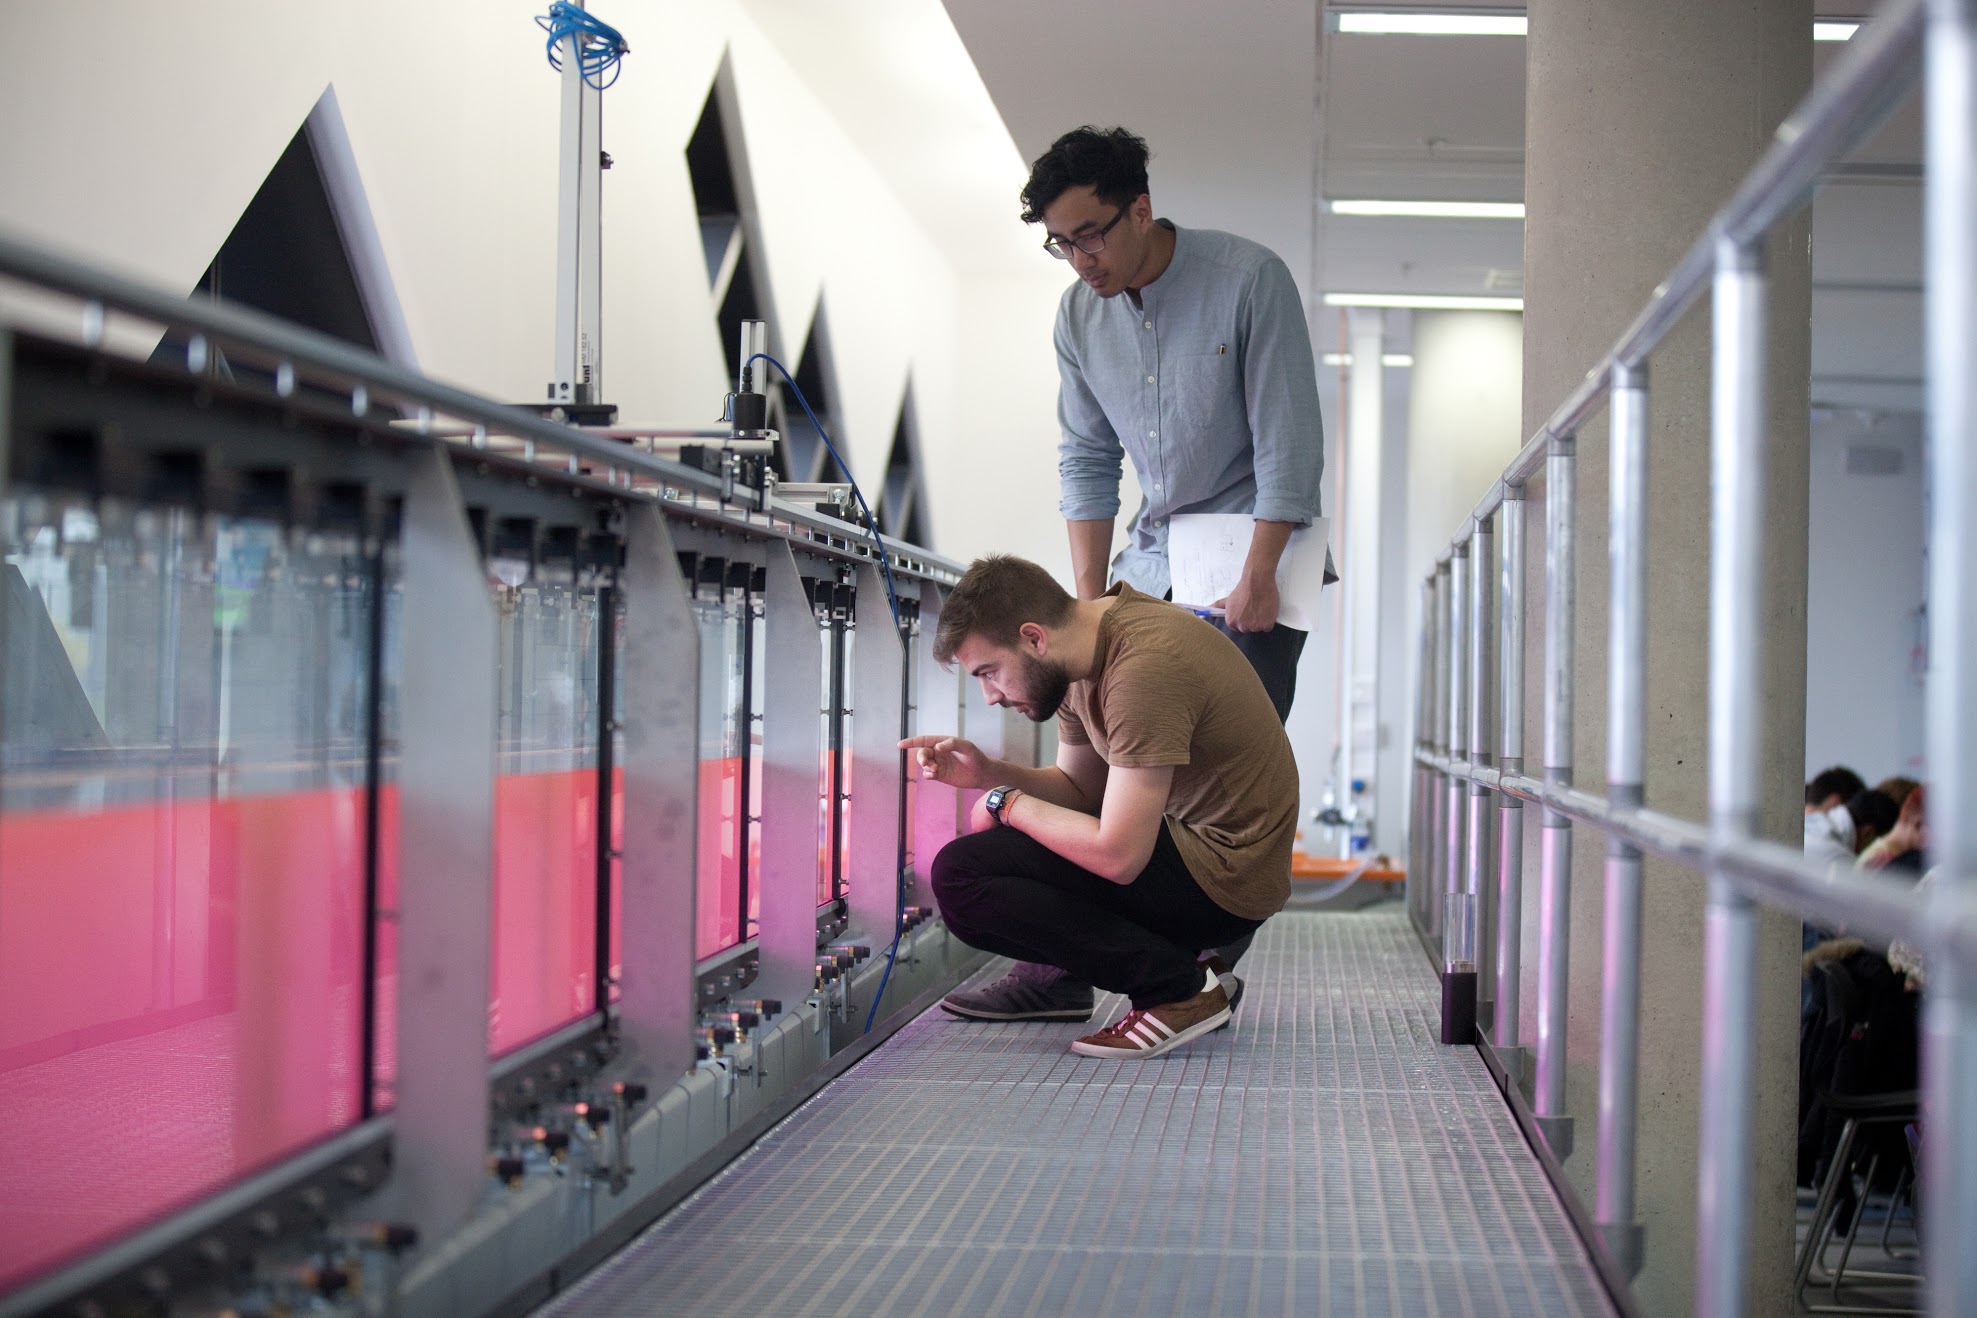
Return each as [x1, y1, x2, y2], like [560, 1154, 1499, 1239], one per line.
[537, 909, 1617, 1317]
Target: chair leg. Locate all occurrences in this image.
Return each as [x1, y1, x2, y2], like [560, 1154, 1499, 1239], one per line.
[1798, 1118, 1861, 1298]
[1831, 1151, 1879, 1297]
[1880, 1166, 1911, 1255]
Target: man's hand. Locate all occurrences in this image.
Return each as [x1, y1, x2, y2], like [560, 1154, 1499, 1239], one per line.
[900, 735, 994, 790]
[1214, 570, 1280, 634]
[967, 792, 997, 834]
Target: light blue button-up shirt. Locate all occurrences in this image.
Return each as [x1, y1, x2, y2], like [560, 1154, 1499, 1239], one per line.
[1055, 222, 1327, 599]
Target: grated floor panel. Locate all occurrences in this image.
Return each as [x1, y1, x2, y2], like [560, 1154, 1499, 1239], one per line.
[536, 909, 1616, 1318]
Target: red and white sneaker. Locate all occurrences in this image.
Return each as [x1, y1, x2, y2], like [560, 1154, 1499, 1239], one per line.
[1069, 969, 1231, 1060]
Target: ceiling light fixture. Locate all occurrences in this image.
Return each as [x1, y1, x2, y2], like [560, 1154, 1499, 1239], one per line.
[1336, 13, 1527, 35]
[1322, 353, 1418, 367]
[1330, 199, 1525, 219]
[1324, 293, 1525, 311]
[1338, 12, 1861, 41]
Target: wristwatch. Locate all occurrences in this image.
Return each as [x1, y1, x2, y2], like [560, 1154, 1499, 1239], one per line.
[985, 785, 1016, 826]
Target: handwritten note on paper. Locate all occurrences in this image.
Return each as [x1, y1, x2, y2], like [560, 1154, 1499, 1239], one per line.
[1169, 514, 1332, 630]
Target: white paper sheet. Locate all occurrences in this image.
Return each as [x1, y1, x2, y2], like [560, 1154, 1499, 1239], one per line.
[1168, 514, 1332, 631]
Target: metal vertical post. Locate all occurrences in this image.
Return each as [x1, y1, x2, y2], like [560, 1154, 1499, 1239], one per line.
[1495, 489, 1528, 1065]
[1599, 363, 1650, 1276]
[390, 450, 498, 1244]
[1413, 578, 1436, 929]
[1445, 543, 1470, 926]
[1439, 569, 1455, 936]
[1695, 239, 1767, 1316]
[1922, 1, 1977, 1310]
[912, 586, 962, 869]
[617, 504, 701, 1084]
[577, 64, 603, 404]
[1467, 514, 1498, 1007]
[1535, 434, 1577, 1157]
[756, 543, 824, 1010]
[846, 563, 906, 948]
[550, 34, 584, 408]
[1442, 540, 1475, 1043]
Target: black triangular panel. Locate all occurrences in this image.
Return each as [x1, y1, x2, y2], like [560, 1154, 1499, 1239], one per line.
[686, 87, 741, 220]
[784, 304, 848, 486]
[175, 124, 380, 355]
[881, 388, 928, 547]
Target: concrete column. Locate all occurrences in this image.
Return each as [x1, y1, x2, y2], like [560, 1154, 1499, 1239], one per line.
[1520, 2, 1810, 1313]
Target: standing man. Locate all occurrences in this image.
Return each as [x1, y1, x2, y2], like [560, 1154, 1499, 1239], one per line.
[940, 125, 1327, 1025]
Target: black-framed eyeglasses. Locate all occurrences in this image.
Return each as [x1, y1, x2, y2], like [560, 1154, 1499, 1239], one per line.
[1042, 205, 1130, 260]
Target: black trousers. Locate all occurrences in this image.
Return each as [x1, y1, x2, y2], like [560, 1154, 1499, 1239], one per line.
[930, 822, 1261, 1009]
[1213, 621, 1307, 724]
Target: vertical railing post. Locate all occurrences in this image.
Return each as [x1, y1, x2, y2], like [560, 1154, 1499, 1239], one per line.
[1468, 514, 1499, 1017]
[1921, 0, 1977, 1309]
[1599, 362, 1651, 1276]
[1442, 539, 1475, 1044]
[1535, 433, 1577, 1158]
[1431, 562, 1452, 941]
[1495, 488, 1528, 1071]
[1412, 579, 1435, 931]
[1695, 238, 1767, 1316]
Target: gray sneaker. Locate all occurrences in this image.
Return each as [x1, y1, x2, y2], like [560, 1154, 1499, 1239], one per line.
[941, 970, 1095, 1022]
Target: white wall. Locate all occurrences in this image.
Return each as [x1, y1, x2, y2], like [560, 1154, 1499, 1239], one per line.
[1804, 408, 1927, 784]
[1399, 310, 1525, 801]
[0, 0, 1072, 580]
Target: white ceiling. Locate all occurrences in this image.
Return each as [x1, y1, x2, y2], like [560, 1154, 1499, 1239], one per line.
[933, 0, 1924, 413]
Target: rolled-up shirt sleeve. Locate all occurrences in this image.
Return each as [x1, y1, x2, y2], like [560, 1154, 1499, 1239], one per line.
[1055, 299, 1126, 522]
[1241, 258, 1324, 527]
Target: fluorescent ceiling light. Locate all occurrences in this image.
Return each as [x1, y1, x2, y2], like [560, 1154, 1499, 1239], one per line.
[1322, 353, 1417, 367]
[1338, 13, 1527, 35]
[1341, 11, 1857, 41]
[1330, 199, 1524, 219]
[1325, 293, 1525, 311]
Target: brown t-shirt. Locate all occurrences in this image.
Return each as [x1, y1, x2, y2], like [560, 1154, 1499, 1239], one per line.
[1056, 583, 1298, 920]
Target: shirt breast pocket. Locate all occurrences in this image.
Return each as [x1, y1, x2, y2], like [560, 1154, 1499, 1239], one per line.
[1169, 350, 1240, 436]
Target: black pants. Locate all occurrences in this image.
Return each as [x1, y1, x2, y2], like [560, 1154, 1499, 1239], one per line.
[931, 822, 1261, 1009]
[1213, 621, 1307, 724]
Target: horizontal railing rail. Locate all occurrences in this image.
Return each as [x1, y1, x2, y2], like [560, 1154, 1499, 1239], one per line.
[0, 226, 964, 584]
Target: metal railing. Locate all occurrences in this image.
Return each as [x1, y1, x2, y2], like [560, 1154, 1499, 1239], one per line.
[1408, 0, 1977, 1311]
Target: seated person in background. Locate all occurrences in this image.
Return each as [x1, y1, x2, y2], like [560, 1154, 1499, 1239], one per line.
[1803, 765, 1867, 855]
[1859, 782, 1928, 876]
[902, 554, 1296, 1060]
[1804, 788, 1899, 869]
[1805, 766, 1867, 815]
[1874, 775, 1919, 809]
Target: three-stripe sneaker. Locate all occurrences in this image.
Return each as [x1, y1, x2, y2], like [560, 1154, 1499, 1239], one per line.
[1069, 968, 1231, 1060]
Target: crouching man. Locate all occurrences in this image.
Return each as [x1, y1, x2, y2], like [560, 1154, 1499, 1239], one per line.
[902, 554, 1297, 1060]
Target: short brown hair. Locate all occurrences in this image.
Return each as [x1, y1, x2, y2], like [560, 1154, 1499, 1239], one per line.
[933, 555, 1075, 664]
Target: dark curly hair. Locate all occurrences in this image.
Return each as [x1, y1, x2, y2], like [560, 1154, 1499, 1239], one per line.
[1019, 126, 1151, 225]
[933, 555, 1075, 665]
